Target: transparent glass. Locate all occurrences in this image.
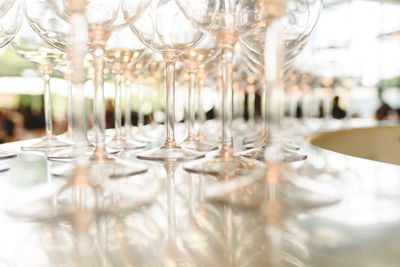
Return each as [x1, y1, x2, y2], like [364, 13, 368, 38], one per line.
[125, 53, 155, 143]
[179, 34, 220, 152]
[105, 25, 148, 150]
[37, 0, 150, 177]
[0, 0, 21, 164]
[123, 0, 205, 162]
[237, 0, 323, 162]
[11, 18, 70, 152]
[178, 0, 265, 177]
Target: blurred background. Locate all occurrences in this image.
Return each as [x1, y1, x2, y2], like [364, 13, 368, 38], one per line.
[0, 0, 399, 144]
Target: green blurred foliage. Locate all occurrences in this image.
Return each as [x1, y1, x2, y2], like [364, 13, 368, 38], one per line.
[0, 46, 35, 76]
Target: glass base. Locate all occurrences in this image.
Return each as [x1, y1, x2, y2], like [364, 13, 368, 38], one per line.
[137, 143, 204, 162]
[0, 165, 10, 173]
[282, 147, 307, 162]
[87, 159, 148, 179]
[244, 137, 301, 151]
[52, 158, 148, 180]
[183, 147, 263, 178]
[243, 131, 265, 145]
[53, 149, 148, 179]
[107, 137, 146, 150]
[56, 130, 73, 143]
[47, 145, 119, 162]
[132, 133, 155, 143]
[21, 136, 71, 152]
[0, 150, 17, 160]
[179, 137, 217, 152]
[241, 144, 307, 162]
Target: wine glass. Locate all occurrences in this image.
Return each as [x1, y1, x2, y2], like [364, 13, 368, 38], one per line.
[11, 16, 71, 152]
[105, 24, 148, 150]
[195, 59, 221, 144]
[175, 0, 265, 177]
[236, 50, 307, 161]
[178, 33, 220, 152]
[123, 0, 206, 162]
[0, 0, 22, 163]
[142, 57, 166, 141]
[238, 0, 322, 163]
[37, 0, 150, 177]
[232, 57, 263, 136]
[23, 0, 102, 163]
[125, 52, 155, 143]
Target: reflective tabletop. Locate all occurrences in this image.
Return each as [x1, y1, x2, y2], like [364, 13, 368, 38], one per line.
[0, 119, 399, 267]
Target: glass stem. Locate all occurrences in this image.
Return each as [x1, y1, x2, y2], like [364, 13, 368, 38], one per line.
[163, 54, 177, 147]
[42, 69, 53, 139]
[261, 80, 267, 136]
[239, 90, 245, 120]
[137, 77, 144, 134]
[113, 72, 122, 141]
[151, 86, 158, 128]
[220, 46, 234, 151]
[264, 21, 283, 141]
[68, 7, 88, 161]
[124, 77, 132, 138]
[92, 47, 106, 151]
[196, 79, 205, 135]
[187, 71, 196, 140]
[66, 76, 73, 137]
[248, 90, 255, 124]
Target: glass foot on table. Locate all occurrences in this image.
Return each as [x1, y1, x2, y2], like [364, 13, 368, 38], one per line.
[183, 147, 264, 178]
[137, 144, 204, 162]
[0, 150, 17, 160]
[0, 165, 10, 173]
[47, 145, 120, 162]
[179, 137, 217, 152]
[21, 136, 71, 152]
[107, 138, 146, 151]
[241, 145, 307, 162]
[244, 137, 301, 151]
[52, 152, 148, 179]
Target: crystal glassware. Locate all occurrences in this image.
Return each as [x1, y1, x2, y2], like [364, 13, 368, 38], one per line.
[176, 0, 265, 177]
[123, 0, 205, 162]
[0, 0, 23, 161]
[32, 0, 150, 177]
[11, 17, 71, 152]
[125, 52, 155, 143]
[105, 25, 148, 150]
[178, 33, 220, 152]
[0, 0, 22, 163]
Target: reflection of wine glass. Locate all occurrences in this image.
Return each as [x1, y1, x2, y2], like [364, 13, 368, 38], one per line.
[11, 17, 71, 152]
[177, 0, 265, 177]
[0, 0, 22, 163]
[123, 0, 205, 161]
[179, 34, 220, 152]
[11, 167, 161, 266]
